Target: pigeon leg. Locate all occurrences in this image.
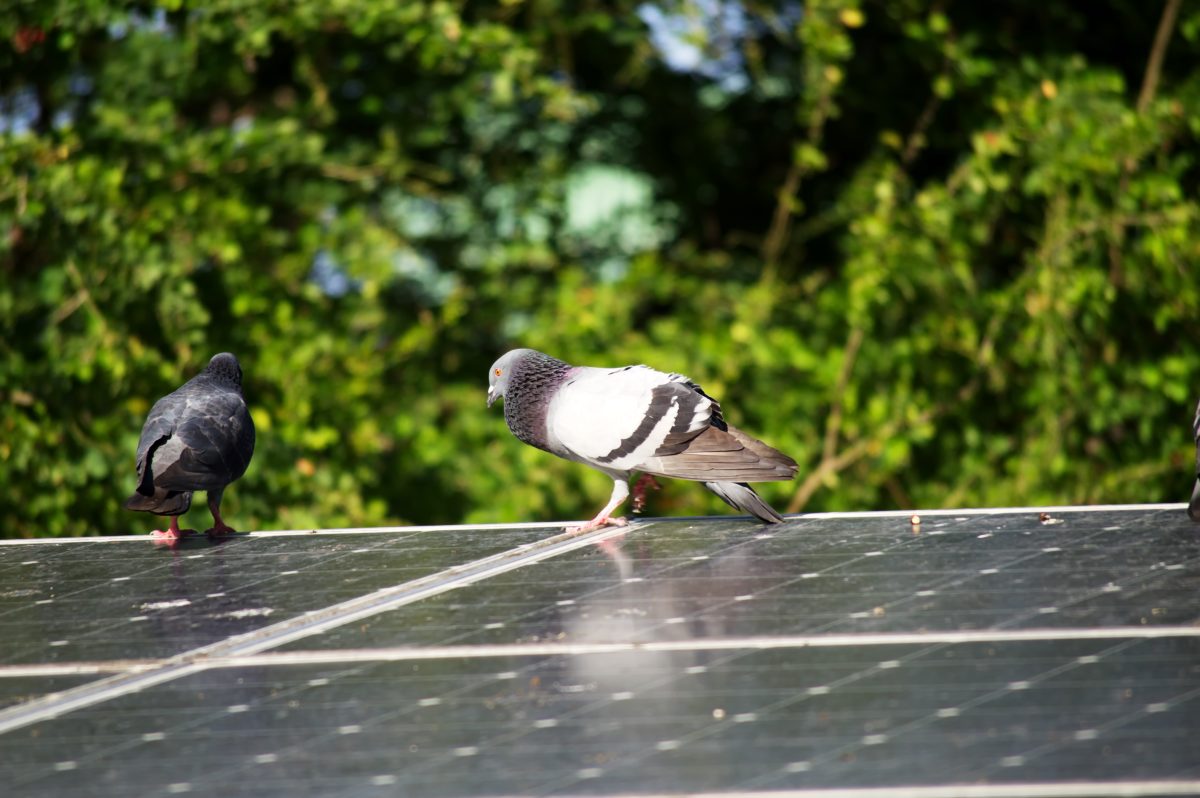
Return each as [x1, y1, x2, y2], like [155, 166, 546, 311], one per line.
[568, 478, 630, 533]
[631, 473, 661, 513]
[205, 488, 237, 537]
[152, 516, 195, 541]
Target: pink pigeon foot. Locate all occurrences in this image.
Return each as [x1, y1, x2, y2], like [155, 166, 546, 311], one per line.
[567, 515, 628, 534]
[151, 517, 196, 544]
[631, 474, 662, 514]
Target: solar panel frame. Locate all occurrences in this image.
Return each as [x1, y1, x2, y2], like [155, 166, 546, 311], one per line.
[0, 504, 1197, 797]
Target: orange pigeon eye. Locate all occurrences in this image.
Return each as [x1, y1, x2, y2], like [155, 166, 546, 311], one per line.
[494, 368, 502, 376]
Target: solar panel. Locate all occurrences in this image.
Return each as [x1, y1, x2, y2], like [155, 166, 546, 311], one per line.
[0, 525, 556, 666]
[1, 506, 1198, 797]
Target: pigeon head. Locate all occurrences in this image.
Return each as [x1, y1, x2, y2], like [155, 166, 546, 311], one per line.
[487, 349, 535, 407]
[203, 352, 243, 389]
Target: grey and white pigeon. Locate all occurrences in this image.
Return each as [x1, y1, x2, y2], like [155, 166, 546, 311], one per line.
[125, 353, 256, 540]
[487, 348, 798, 530]
[1190, 397, 1200, 523]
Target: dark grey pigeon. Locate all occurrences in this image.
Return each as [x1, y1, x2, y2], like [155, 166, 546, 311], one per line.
[125, 353, 255, 540]
[1190, 397, 1200, 523]
[487, 348, 798, 531]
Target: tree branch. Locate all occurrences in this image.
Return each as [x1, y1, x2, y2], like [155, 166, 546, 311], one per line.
[1109, 0, 1182, 284]
[786, 377, 980, 514]
[762, 84, 836, 275]
[761, 161, 803, 269]
[821, 326, 865, 464]
[1137, 0, 1182, 114]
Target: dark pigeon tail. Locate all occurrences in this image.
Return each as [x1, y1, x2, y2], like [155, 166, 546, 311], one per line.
[125, 489, 192, 516]
[704, 481, 784, 524]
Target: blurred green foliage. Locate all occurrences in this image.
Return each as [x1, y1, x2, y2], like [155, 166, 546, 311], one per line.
[2, 0, 1199, 537]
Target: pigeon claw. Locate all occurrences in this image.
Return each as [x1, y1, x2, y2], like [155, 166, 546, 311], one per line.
[567, 516, 628, 534]
[205, 523, 238, 538]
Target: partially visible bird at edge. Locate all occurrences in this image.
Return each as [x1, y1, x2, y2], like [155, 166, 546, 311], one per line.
[125, 352, 256, 541]
[1189, 397, 1200, 523]
[487, 348, 798, 532]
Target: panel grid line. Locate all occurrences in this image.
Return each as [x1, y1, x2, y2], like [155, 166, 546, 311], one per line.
[485, 784, 1200, 798]
[3, 625, 1197, 677]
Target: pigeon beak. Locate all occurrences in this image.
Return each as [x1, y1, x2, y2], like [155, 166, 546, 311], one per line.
[486, 387, 496, 408]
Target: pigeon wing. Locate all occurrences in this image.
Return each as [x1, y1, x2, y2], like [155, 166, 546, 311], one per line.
[548, 366, 712, 472]
[152, 391, 254, 491]
[638, 423, 798, 483]
[549, 364, 797, 485]
[132, 393, 183, 495]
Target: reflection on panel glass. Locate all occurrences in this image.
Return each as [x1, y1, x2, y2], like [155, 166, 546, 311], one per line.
[286, 509, 1200, 650]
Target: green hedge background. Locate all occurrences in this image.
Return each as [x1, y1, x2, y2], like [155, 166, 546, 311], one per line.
[3, 0, 1199, 537]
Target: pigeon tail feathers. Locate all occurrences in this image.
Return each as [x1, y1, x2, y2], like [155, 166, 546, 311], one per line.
[703, 481, 784, 524]
[124, 488, 192, 516]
